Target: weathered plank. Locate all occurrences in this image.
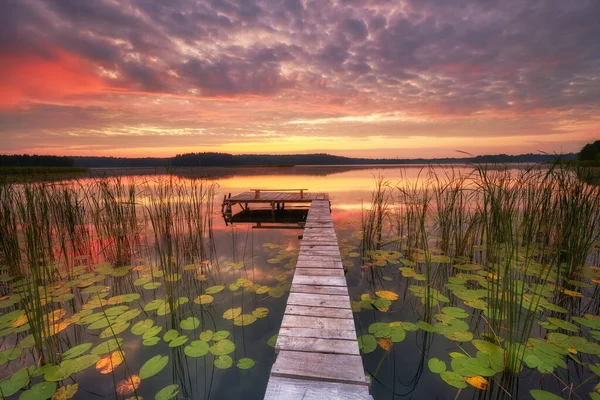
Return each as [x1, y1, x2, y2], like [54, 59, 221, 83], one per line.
[281, 315, 356, 330]
[292, 275, 348, 287]
[294, 268, 345, 277]
[264, 376, 370, 400]
[270, 350, 368, 385]
[284, 304, 353, 319]
[278, 327, 357, 341]
[287, 292, 351, 308]
[291, 284, 349, 296]
[276, 336, 360, 355]
[295, 260, 344, 269]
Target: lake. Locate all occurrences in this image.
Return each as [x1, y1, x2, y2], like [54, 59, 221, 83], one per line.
[0, 164, 599, 400]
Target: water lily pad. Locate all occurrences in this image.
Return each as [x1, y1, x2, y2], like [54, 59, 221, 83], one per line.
[99, 322, 130, 339]
[143, 325, 163, 340]
[132, 319, 154, 335]
[19, 380, 55, 400]
[140, 355, 169, 379]
[163, 329, 179, 342]
[223, 307, 242, 320]
[358, 334, 377, 353]
[375, 290, 398, 301]
[267, 334, 278, 347]
[199, 330, 213, 341]
[205, 285, 225, 294]
[252, 307, 269, 318]
[442, 307, 469, 319]
[212, 331, 230, 341]
[214, 355, 233, 369]
[91, 338, 123, 355]
[546, 317, 579, 332]
[210, 339, 236, 355]
[155, 384, 179, 400]
[440, 371, 467, 389]
[168, 335, 188, 348]
[144, 299, 166, 312]
[194, 294, 214, 304]
[144, 282, 161, 290]
[51, 383, 78, 400]
[237, 358, 255, 369]
[428, 358, 447, 373]
[143, 336, 161, 346]
[180, 317, 200, 330]
[184, 340, 210, 357]
[62, 343, 92, 360]
[234, 314, 257, 326]
[0, 368, 29, 397]
[530, 390, 563, 400]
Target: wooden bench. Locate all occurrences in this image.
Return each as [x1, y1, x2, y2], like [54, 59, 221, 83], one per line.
[250, 188, 308, 200]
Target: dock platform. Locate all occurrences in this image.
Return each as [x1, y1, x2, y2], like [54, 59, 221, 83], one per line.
[263, 199, 371, 400]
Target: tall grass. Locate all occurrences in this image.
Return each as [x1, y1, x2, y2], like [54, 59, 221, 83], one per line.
[0, 174, 217, 369]
[363, 163, 600, 389]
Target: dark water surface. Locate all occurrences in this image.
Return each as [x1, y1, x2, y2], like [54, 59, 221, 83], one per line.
[0, 165, 598, 400]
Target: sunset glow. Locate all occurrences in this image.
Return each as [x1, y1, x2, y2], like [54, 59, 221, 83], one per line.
[1, 0, 598, 157]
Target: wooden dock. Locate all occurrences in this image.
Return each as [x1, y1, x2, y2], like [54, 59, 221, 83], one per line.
[264, 199, 371, 400]
[222, 189, 329, 214]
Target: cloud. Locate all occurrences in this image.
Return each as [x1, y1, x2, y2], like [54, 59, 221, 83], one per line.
[0, 0, 598, 156]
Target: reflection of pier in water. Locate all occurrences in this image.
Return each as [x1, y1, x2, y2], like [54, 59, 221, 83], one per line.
[223, 189, 371, 400]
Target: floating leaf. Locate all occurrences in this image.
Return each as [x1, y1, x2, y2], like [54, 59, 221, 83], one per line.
[99, 321, 130, 339]
[143, 325, 163, 340]
[223, 307, 242, 320]
[234, 314, 257, 326]
[530, 390, 563, 400]
[132, 319, 154, 336]
[18, 381, 57, 400]
[358, 334, 377, 354]
[143, 336, 161, 346]
[194, 295, 213, 305]
[205, 285, 224, 294]
[267, 334, 278, 347]
[546, 317, 579, 332]
[375, 290, 399, 301]
[168, 335, 188, 348]
[376, 337, 392, 351]
[212, 331, 230, 341]
[116, 375, 141, 396]
[91, 338, 123, 355]
[428, 358, 447, 373]
[210, 339, 236, 355]
[0, 368, 29, 397]
[440, 371, 468, 389]
[214, 355, 233, 369]
[155, 384, 179, 400]
[200, 330, 214, 342]
[180, 317, 200, 330]
[465, 376, 488, 390]
[237, 358, 255, 369]
[140, 355, 169, 379]
[184, 341, 210, 357]
[252, 307, 269, 318]
[163, 329, 179, 343]
[51, 383, 78, 400]
[96, 350, 125, 374]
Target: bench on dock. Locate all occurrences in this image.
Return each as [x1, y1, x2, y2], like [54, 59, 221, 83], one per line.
[251, 188, 308, 199]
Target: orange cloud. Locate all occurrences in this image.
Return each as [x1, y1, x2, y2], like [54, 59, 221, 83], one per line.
[0, 48, 106, 108]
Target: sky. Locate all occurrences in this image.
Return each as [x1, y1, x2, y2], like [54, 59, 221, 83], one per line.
[0, 0, 599, 158]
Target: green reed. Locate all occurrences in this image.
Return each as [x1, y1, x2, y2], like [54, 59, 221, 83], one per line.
[365, 162, 600, 394]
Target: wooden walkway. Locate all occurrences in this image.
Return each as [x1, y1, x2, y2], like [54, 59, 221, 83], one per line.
[264, 199, 371, 400]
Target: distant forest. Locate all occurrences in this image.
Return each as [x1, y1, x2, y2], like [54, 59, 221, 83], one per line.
[0, 154, 74, 167]
[0, 152, 578, 168]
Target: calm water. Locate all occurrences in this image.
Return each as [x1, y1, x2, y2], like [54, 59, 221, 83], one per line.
[0, 165, 598, 400]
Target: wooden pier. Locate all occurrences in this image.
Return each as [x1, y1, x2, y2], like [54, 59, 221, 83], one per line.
[263, 198, 371, 400]
[222, 189, 329, 214]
